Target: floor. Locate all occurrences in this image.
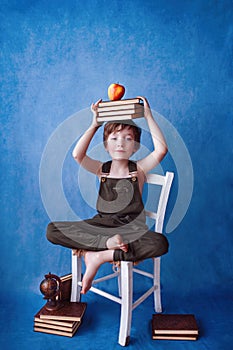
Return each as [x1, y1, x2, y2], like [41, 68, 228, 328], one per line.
[1, 276, 232, 350]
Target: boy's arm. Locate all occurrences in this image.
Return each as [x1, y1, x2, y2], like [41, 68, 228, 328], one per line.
[137, 96, 168, 174]
[72, 99, 103, 175]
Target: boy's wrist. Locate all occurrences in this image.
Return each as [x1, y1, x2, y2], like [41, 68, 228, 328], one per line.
[144, 110, 153, 120]
[90, 121, 102, 130]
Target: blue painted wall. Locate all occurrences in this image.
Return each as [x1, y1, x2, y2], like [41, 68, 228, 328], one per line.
[1, 0, 232, 344]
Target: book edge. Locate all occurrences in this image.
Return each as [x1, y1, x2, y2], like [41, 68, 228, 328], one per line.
[96, 114, 143, 122]
[34, 321, 80, 332]
[152, 335, 198, 341]
[98, 104, 143, 112]
[34, 320, 81, 337]
[34, 316, 74, 327]
[99, 98, 143, 107]
[98, 108, 144, 116]
[37, 302, 87, 322]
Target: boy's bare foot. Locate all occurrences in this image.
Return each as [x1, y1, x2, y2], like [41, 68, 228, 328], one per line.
[106, 234, 128, 252]
[81, 250, 114, 294]
[81, 251, 100, 294]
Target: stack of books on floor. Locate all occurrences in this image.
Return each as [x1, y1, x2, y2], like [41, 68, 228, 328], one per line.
[34, 274, 87, 337]
[97, 98, 144, 122]
[34, 301, 87, 337]
[151, 314, 199, 341]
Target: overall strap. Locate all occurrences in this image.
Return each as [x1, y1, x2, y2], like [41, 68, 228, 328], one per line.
[101, 161, 112, 175]
[128, 160, 137, 174]
[101, 160, 137, 176]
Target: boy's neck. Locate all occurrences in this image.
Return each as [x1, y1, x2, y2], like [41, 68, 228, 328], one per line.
[109, 159, 130, 177]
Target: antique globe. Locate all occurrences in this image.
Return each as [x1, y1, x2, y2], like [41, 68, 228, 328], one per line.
[40, 272, 63, 311]
[40, 274, 59, 299]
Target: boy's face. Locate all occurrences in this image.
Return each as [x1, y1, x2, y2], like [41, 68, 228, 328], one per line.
[105, 126, 137, 160]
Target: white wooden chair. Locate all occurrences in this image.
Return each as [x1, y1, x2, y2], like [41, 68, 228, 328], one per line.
[71, 171, 174, 346]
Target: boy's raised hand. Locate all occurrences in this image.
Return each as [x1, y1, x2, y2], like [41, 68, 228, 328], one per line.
[136, 96, 152, 120]
[91, 99, 102, 127]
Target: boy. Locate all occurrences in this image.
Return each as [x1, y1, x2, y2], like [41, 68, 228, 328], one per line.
[47, 96, 168, 294]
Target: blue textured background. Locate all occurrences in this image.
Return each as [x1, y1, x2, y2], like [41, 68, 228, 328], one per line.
[1, 1, 232, 349]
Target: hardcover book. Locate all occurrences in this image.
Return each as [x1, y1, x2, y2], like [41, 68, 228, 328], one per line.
[34, 321, 81, 337]
[34, 311, 76, 328]
[59, 273, 72, 301]
[97, 113, 143, 122]
[34, 320, 80, 333]
[152, 314, 199, 335]
[152, 333, 198, 341]
[38, 301, 87, 322]
[97, 103, 143, 113]
[98, 98, 143, 108]
[97, 105, 144, 116]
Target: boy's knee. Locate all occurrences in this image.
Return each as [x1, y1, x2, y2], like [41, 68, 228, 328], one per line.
[46, 222, 57, 244]
[157, 234, 169, 256]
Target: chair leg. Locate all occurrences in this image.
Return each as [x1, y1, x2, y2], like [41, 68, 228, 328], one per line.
[71, 253, 82, 302]
[153, 257, 162, 313]
[118, 261, 133, 346]
[117, 266, 122, 297]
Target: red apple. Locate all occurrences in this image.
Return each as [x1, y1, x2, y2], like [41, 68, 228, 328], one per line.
[108, 83, 125, 101]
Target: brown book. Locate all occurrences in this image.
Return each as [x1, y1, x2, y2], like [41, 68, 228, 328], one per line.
[98, 98, 143, 108]
[98, 108, 144, 118]
[59, 273, 72, 301]
[152, 314, 199, 335]
[60, 273, 72, 282]
[97, 112, 143, 122]
[152, 334, 198, 341]
[98, 104, 143, 114]
[38, 301, 87, 322]
[34, 321, 81, 337]
[98, 103, 143, 113]
[34, 311, 76, 328]
[34, 320, 79, 333]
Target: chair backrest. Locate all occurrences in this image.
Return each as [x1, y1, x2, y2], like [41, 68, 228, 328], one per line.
[144, 172, 174, 234]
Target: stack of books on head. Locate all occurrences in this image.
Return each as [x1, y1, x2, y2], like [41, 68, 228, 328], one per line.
[151, 314, 199, 341]
[97, 98, 144, 122]
[34, 274, 87, 337]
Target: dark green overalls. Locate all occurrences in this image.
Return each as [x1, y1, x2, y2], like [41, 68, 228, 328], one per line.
[47, 161, 168, 262]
